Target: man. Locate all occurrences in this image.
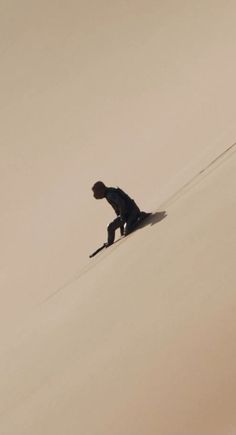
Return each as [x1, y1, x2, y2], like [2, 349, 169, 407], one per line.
[92, 181, 148, 246]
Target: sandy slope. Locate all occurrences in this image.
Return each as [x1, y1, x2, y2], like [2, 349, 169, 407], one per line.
[1, 144, 236, 435]
[1, 1, 236, 434]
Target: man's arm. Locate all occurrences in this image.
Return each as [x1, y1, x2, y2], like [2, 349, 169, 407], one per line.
[106, 190, 127, 220]
[116, 195, 126, 221]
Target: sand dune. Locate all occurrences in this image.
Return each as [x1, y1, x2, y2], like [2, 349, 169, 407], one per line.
[1, 1, 236, 434]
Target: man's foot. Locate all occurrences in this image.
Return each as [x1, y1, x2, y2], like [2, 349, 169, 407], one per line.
[139, 211, 152, 221]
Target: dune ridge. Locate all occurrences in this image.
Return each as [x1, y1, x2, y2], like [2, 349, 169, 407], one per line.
[0, 141, 235, 435]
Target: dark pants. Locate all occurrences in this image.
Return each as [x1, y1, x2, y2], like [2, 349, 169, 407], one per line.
[107, 207, 140, 245]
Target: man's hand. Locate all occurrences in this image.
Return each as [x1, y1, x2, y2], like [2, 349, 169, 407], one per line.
[104, 242, 113, 248]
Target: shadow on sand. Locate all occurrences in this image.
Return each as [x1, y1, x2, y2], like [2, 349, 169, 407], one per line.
[134, 210, 167, 232]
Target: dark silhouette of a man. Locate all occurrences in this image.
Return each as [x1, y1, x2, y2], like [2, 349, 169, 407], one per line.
[92, 181, 149, 246]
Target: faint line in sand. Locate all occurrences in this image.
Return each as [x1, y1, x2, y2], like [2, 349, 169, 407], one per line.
[40, 239, 123, 304]
[40, 141, 236, 305]
[160, 141, 236, 209]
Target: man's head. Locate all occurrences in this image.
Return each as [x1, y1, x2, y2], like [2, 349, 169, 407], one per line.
[92, 181, 107, 199]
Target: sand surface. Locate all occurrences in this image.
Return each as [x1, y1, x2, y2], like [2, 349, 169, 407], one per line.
[1, 1, 236, 434]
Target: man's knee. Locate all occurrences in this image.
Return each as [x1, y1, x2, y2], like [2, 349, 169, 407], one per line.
[107, 220, 120, 245]
[107, 221, 115, 232]
[108, 217, 122, 232]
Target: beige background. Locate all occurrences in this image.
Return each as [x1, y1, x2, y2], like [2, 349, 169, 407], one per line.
[0, 1, 236, 434]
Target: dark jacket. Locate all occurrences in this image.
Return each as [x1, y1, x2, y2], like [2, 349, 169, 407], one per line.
[105, 187, 140, 220]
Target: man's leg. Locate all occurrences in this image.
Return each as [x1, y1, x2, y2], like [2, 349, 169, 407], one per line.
[124, 208, 141, 236]
[107, 216, 123, 245]
[120, 224, 125, 236]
